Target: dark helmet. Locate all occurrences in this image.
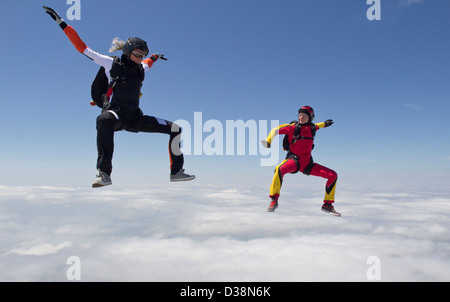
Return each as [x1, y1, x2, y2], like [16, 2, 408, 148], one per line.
[122, 37, 149, 58]
[298, 105, 315, 121]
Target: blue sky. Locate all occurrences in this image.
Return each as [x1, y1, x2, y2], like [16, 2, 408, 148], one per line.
[0, 0, 449, 188]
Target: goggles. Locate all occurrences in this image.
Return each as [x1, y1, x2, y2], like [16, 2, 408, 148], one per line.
[131, 50, 147, 59]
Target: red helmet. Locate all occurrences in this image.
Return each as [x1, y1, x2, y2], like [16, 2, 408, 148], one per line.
[298, 105, 315, 121]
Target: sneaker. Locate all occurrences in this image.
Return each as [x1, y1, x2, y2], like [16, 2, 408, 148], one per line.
[92, 170, 112, 188]
[321, 202, 341, 217]
[170, 169, 195, 182]
[267, 200, 278, 212]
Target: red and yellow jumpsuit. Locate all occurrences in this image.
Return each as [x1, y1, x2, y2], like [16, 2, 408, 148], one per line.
[266, 122, 337, 204]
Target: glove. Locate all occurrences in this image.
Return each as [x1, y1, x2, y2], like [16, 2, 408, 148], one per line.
[150, 53, 168, 62]
[43, 6, 67, 29]
[43, 6, 61, 21]
[324, 119, 334, 127]
[261, 140, 271, 148]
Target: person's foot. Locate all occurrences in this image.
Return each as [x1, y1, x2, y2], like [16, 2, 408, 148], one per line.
[321, 201, 341, 217]
[170, 169, 195, 182]
[267, 199, 278, 212]
[92, 170, 112, 188]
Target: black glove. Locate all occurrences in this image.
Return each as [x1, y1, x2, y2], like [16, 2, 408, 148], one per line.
[43, 6, 61, 21]
[43, 6, 67, 29]
[324, 119, 334, 127]
[150, 53, 168, 62]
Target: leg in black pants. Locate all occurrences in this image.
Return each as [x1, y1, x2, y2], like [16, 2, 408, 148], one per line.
[96, 110, 122, 176]
[96, 111, 185, 177]
[130, 115, 184, 175]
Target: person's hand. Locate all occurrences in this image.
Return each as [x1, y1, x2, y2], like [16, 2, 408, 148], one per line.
[261, 140, 271, 148]
[43, 6, 63, 23]
[324, 119, 334, 127]
[43, 6, 67, 29]
[150, 54, 168, 61]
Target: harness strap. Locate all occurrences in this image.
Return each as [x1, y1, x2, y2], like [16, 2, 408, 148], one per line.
[105, 56, 144, 108]
[290, 122, 316, 146]
[286, 152, 301, 174]
[285, 152, 315, 175]
[105, 81, 116, 99]
[101, 57, 121, 104]
[291, 136, 314, 146]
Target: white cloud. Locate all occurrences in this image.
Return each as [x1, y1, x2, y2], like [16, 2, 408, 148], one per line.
[9, 241, 72, 256]
[0, 183, 450, 282]
[403, 103, 423, 110]
[398, 0, 426, 7]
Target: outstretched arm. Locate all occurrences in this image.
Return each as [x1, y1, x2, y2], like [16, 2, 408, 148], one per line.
[44, 7, 169, 76]
[63, 25, 88, 53]
[44, 6, 113, 71]
[261, 123, 294, 148]
[315, 119, 334, 130]
[43, 6, 87, 53]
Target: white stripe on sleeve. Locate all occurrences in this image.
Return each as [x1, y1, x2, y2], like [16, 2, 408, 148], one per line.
[84, 48, 115, 81]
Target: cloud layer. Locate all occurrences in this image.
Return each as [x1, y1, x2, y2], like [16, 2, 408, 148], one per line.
[0, 182, 449, 281]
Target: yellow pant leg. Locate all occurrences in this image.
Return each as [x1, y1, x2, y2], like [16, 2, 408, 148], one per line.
[269, 159, 288, 197]
[324, 179, 337, 202]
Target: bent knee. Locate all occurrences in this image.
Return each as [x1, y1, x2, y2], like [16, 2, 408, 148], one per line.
[170, 122, 182, 134]
[329, 170, 338, 181]
[97, 111, 118, 123]
[96, 111, 120, 130]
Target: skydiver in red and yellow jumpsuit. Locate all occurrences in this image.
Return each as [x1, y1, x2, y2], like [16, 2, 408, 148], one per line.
[261, 106, 341, 216]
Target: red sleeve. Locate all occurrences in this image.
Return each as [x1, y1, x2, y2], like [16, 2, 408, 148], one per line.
[278, 124, 295, 135]
[63, 25, 87, 53]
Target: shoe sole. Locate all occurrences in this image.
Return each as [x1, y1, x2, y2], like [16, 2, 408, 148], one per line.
[92, 182, 112, 188]
[321, 208, 341, 217]
[267, 205, 278, 212]
[170, 176, 196, 182]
